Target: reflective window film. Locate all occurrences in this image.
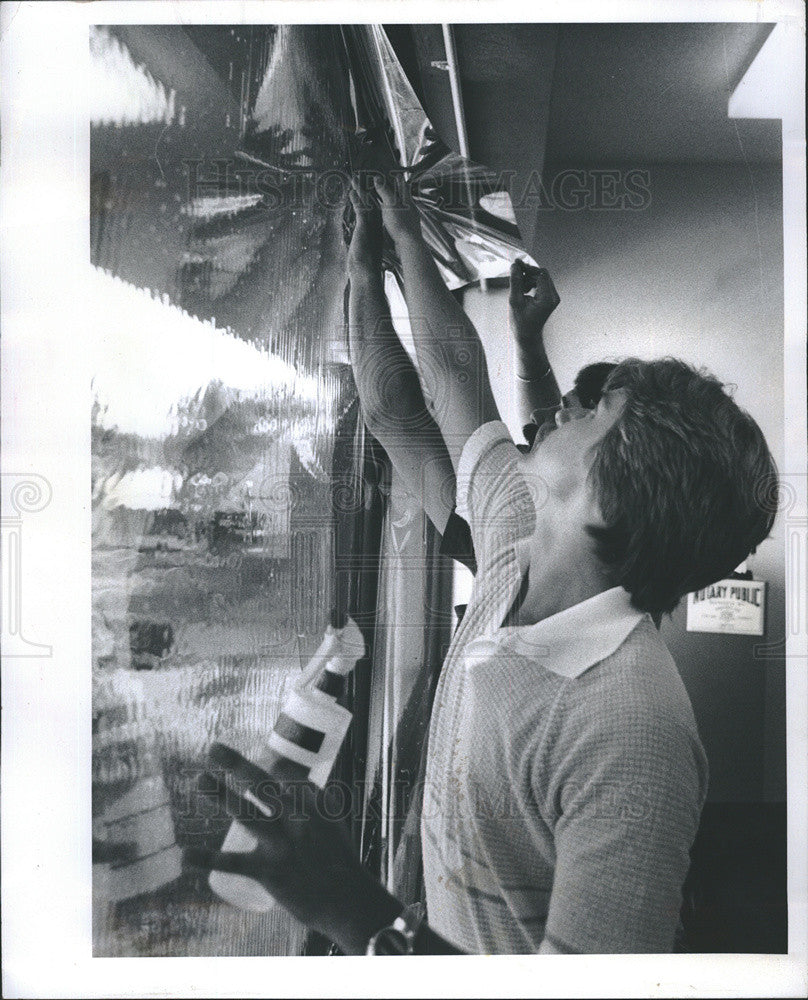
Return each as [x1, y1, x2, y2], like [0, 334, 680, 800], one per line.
[91, 25, 352, 956]
[90, 23, 534, 956]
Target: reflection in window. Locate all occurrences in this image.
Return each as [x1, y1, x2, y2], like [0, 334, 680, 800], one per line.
[91, 24, 354, 957]
[91, 23, 533, 956]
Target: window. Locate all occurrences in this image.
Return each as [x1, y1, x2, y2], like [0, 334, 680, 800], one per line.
[91, 23, 530, 955]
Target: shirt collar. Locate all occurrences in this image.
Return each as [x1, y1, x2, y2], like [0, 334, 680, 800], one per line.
[465, 586, 648, 679]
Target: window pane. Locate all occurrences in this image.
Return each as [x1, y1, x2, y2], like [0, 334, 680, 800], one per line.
[91, 24, 352, 956]
[90, 23, 536, 956]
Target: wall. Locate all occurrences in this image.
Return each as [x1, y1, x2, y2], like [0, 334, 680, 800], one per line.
[463, 161, 785, 802]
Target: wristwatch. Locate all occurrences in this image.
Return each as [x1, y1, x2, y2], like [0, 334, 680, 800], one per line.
[365, 905, 423, 955]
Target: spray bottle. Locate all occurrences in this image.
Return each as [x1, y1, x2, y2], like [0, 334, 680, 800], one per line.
[208, 610, 365, 911]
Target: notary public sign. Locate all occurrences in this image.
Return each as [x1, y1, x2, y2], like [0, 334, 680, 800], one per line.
[686, 579, 767, 636]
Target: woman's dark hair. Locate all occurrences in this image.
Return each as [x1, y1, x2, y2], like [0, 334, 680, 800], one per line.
[573, 362, 618, 409]
[587, 358, 778, 616]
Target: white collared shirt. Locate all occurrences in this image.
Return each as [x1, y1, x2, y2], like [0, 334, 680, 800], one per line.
[421, 422, 708, 954]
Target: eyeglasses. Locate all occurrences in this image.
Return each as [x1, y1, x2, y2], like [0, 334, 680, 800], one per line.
[520, 392, 594, 452]
[519, 363, 618, 453]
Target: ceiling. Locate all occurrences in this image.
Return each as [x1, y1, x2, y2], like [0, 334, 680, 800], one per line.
[545, 22, 780, 164]
[391, 22, 781, 167]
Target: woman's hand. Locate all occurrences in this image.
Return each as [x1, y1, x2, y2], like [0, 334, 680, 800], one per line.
[347, 177, 384, 281]
[351, 136, 423, 248]
[185, 743, 402, 954]
[509, 260, 560, 353]
[371, 172, 423, 247]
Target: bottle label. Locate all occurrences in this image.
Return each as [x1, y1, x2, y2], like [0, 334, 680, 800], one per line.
[267, 688, 351, 788]
[315, 668, 344, 698]
[274, 712, 326, 753]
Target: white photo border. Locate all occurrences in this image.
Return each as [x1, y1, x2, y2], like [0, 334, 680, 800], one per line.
[1, 1, 805, 997]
